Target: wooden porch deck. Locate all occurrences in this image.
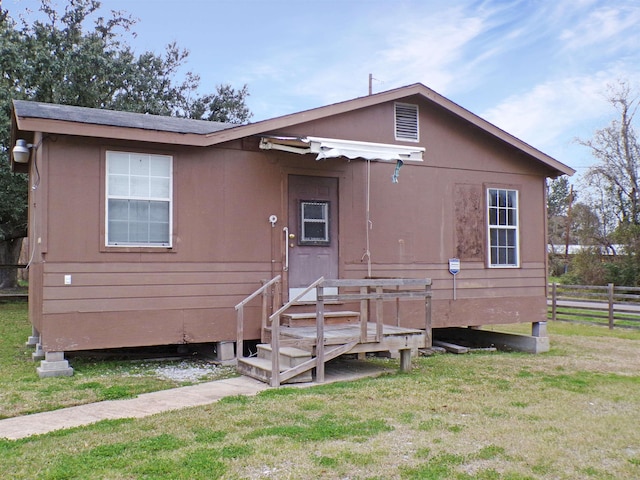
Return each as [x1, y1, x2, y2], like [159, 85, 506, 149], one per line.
[235, 277, 432, 387]
[277, 322, 427, 350]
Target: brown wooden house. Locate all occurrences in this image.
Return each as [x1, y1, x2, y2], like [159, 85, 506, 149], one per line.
[10, 83, 574, 380]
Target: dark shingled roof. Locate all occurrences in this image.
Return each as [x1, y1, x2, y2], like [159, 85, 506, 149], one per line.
[12, 100, 235, 135]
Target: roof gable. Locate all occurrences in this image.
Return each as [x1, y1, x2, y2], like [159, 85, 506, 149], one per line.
[11, 83, 575, 177]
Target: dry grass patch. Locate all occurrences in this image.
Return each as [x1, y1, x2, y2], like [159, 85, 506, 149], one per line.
[2, 306, 640, 478]
[2, 322, 640, 479]
[0, 302, 236, 419]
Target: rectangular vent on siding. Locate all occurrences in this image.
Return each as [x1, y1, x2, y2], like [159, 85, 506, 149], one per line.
[395, 103, 419, 141]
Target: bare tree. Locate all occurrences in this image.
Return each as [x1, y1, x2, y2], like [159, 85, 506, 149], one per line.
[579, 80, 640, 227]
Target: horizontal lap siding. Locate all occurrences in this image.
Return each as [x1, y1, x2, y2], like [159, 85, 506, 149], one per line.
[343, 261, 547, 328]
[39, 262, 273, 351]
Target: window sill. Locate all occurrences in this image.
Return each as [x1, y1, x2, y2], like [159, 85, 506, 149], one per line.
[101, 245, 176, 254]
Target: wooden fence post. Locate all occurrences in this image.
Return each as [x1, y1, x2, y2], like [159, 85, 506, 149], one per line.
[608, 283, 615, 330]
[551, 283, 557, 321]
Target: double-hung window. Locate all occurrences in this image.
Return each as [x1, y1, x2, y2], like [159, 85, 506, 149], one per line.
[106, 151, 172, 247]
[487, 188, 519, 267]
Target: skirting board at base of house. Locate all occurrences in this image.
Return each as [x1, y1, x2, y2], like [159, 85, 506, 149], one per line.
[434, 327, 550, 354]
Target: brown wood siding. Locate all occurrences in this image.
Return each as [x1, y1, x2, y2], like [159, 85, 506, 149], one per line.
[39, 262, 272, 351]
[28, 95, 553, 352]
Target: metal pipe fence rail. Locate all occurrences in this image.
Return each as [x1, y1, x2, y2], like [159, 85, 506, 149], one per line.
[548, 283, 640, 330]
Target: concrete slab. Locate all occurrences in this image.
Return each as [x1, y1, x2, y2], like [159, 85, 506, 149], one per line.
[0, 359, 389, 440]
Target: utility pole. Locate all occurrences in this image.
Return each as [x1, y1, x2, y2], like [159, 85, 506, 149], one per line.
[564, 184, 574, 272]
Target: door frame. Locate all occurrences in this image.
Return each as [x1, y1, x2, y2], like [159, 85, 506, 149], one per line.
[282, 171, 342, 302]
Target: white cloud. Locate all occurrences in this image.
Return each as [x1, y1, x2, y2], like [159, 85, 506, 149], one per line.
[559, 4, 640, 53]
[480, 74, 626, 163]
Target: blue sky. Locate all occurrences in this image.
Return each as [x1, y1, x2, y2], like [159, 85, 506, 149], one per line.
[6, 0, 640, 174]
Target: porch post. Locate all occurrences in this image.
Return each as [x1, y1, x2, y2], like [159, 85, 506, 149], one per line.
[316, 284, 325, 383]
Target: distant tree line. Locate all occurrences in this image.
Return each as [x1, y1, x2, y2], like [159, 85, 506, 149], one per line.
[549, 80, 640, 286]
[0, 0, 252, 289]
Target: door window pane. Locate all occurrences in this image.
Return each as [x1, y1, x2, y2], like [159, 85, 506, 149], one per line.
[300, 201, 329, 244]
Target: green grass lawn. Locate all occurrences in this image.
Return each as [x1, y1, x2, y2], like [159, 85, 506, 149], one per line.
[2, 303, 640, 479]
[0, 303, 235, 419]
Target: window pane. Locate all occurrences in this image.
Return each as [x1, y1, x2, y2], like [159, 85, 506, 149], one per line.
[130, 176, 149, 197]
[108, 153, 129, 174]
[303, 203, 326, 220]
[488, 189, 497, 207]
[108, 199, 129, 221]
[489, 208, 497, 226]
[150, 201, 169, 222]
[150, 177, 170, 198]
[150, 156, 171, 177]
[130, 155, 149, 175]
[304, 222, 326, 240]
[106, 152, 172, 246]
[491, 247, 498, 265]
[488, 188, 518, 267]
[108, 175, 129, 196]
[149, 223, 169, 243]
[129, 201, 149, 222]
[108, 221, 128, 243]
[498, 190, 507, 207]
[130, 221, 149, 242]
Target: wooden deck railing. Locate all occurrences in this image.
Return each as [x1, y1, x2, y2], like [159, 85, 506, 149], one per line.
[234, 275, 281, 358]
[268, 277, 325, 387]
[236, 277, 432, 387]
[315, 278, 432, 382]
[548, 282, 640, 329]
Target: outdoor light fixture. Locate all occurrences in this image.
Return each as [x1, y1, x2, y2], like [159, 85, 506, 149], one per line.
[12, 139, 32, 163]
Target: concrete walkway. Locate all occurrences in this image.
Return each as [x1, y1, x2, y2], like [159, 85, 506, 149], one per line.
[0, 359, 388, 440]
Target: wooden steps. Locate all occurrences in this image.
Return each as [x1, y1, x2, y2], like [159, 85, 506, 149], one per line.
[281, 310, 360, 327]
[237, 344, 313, 384]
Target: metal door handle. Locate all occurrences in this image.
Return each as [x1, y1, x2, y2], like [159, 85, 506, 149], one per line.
[283, 227, 289, 271]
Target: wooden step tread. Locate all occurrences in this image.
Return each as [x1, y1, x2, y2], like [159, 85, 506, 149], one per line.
[282, 310, 359, 320]
[237, 356, 313, 384]
[238, 356, 284, 373]
[256, 344, 312, 358]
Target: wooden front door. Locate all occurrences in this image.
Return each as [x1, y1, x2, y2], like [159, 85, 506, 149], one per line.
[287, 175, 338, 299]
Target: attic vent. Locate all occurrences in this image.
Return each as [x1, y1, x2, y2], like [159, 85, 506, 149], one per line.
[395, 103, 419, 141]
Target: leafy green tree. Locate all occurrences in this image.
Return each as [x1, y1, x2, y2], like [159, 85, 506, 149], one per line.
[0, 0, 251, 288]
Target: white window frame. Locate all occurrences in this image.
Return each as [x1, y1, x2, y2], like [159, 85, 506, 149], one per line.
[394, 102, 419, 142]
[105, 151, 173, 247]
[487, 188, 519, 268]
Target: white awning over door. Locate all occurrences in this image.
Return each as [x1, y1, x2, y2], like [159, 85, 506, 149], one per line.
[259, 135, 424, 162]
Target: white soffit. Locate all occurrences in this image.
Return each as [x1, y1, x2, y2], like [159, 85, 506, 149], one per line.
[259, 135, 424, 162]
